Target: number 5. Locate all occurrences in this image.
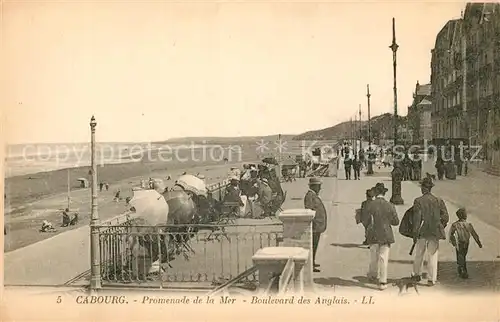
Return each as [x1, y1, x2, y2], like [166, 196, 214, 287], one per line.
[57, 296, 62, 303]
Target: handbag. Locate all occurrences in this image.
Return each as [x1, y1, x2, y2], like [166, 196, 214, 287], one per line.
[399, 206, 414, 238]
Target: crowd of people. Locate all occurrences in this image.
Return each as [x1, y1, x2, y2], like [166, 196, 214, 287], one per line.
[434, 146, 471, 180]
[223, 164, 282, 219]
[304, 166, 483, 290]
[339, 143, 392, 180]
[353, 177, 482, 289]
[40, 207, 79, 233]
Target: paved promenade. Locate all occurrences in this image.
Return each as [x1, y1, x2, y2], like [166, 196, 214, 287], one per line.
[4, 224, 93, 286]
[4, 164, 500, 294]
[421, 157, 500, 229]
[283, 167, 499, 294]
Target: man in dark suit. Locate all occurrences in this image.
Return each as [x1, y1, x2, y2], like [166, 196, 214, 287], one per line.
[304, 177, 327, 273]
[411, 177, 449, 286]
[353, 155, 362, 180]
[361, 183, 400, 290]
[360, 188, 375, 245]
[344, 156, 352, 180]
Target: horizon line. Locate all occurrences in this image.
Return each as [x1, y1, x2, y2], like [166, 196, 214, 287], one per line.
[5, 134, 303, 146]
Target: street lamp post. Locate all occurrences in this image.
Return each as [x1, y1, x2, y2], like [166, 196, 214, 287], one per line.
[354, 112, 358, 154]
[349, 117, 353, 152]
[358, 104, 362, 149]
[389, 17, 404, 205]
[366, 84, 374, 175]
[277, 133, 282, 180]
[89, 115, 101, 290]
[390, 18, 400, 147]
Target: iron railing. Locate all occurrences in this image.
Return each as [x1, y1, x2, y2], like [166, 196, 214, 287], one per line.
[97, 222, 283, 288]
[206, 180, 229, 202]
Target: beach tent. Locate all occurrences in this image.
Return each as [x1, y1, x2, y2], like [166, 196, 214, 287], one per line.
[76, 178, 89, 188]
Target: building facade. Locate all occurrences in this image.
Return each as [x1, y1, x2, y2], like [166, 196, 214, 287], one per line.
[408, 82, 432, 143]
[463, 3, 500, 170]
[430, 19, 463, 142]
[431, 3, 500, 172]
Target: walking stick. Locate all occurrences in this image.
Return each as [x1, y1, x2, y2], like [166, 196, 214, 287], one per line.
[409, 241, 416, 256]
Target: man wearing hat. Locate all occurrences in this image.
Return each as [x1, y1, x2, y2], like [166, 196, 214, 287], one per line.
[304, 177, 328, 272]
[359, 188, 375, 245]
[224, 176, 244, 215]
[361, 182, 399, 290]
[254, 176, 273, 218]
[411, 177, 449, 286]
[228, 167, 241, 180]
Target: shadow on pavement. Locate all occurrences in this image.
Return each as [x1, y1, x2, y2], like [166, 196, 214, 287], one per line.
[314, 277, 379, 290]
[330, 242, 368, 249]
[436, 260, 500, 292]
[363, 172, 391, 178]
[385, 259, 499, 292]
[388, 259, 413, 264]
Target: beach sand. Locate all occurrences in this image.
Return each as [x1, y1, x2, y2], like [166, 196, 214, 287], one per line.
[4, 142, 264, 252]
[4, 139, 334, 252]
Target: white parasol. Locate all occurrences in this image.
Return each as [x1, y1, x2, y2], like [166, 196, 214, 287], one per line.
[175, 174, 207, 197]
[151, 178, 166, 193]
[128, 189, 169, 225]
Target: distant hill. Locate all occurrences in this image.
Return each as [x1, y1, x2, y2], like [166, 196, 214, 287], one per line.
[156, 134, 297, 145]
[293, 113, 407, 142]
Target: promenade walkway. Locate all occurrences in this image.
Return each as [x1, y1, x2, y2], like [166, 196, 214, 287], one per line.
[307, 167, 500, 294]
[421, 158, 500, 229]
[5, 165, 499, 294]
[4, 224, 93, 286]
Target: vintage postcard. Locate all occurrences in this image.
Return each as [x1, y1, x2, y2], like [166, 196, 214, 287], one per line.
[2, 1, 499, 321]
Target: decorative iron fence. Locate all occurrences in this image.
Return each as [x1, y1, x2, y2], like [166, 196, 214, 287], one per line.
[97, 222, 283, 288]
[206, 180, 229, 202]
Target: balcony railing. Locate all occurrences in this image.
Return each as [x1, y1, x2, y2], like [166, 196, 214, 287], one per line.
[89, 205, 316, 295]
[98, 223, 283, 288]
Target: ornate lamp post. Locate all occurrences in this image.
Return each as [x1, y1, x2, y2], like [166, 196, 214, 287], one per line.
[389, 17, 404, 205]
[350, 117, 353, 149]
[358, 104, 362, 149]
[277, 133, 282, 180]
[354, 112, 358, 154]
[366, 84, 375, 175]
[390, 18, 399, 147]
[89, 116, 101, 290]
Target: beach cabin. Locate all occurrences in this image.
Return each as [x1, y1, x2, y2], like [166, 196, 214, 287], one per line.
[76, 178, 89, 188]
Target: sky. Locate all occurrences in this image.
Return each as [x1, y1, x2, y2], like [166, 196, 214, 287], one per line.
[3, 1, 465, 144]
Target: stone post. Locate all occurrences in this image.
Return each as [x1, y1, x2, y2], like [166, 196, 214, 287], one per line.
[278, 209, 315, 289]
[252, 247, 309, 293]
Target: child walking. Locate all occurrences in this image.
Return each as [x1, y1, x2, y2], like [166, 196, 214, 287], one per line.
[449, 208, 482, 279]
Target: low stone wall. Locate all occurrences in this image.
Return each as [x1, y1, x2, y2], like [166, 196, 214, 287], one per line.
[252, 208, 315, 293]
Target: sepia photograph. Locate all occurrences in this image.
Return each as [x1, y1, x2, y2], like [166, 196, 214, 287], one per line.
[2, 1, 500, 321]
